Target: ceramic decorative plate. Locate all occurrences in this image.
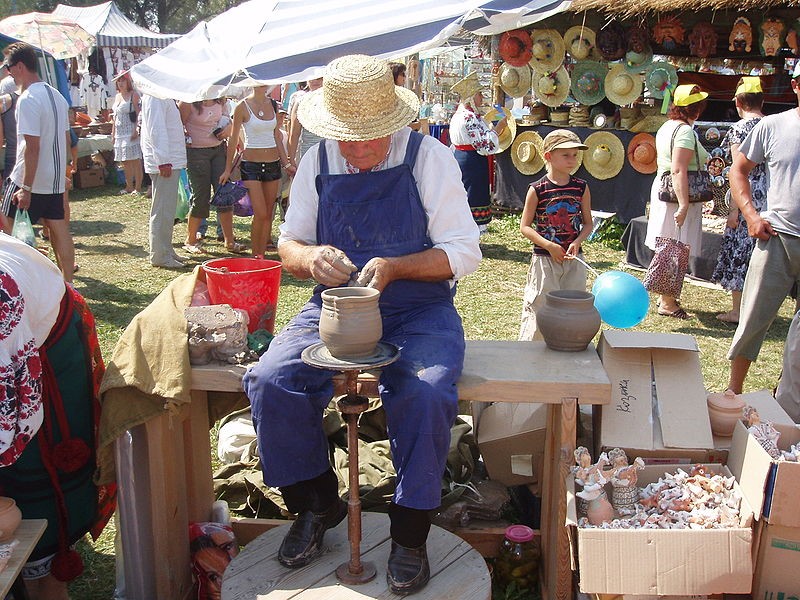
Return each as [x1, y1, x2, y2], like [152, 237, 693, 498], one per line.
[710, 147, 725, 158]
[705, 127, 720, 142]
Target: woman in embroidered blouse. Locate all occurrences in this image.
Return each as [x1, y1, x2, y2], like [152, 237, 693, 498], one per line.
[449, 72, 508, 233]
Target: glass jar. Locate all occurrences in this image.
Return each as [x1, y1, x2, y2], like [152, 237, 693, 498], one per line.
[494, 525, 540, 592]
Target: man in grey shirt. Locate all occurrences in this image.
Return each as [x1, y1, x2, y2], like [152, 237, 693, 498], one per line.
[726, 60, 800, 410]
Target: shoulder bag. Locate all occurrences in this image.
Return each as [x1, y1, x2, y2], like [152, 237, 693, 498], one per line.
[657, 124, 713, 204]
[128, 94, 138, 123]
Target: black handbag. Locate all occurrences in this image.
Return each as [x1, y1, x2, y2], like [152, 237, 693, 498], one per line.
[657, 124, 713, 204]
[128, 95, 138, 123]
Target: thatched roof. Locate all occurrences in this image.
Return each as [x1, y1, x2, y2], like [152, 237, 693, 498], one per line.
[569, 0, 800, 18]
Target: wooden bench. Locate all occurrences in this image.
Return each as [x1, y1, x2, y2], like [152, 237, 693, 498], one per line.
[115, 340, 610, 600]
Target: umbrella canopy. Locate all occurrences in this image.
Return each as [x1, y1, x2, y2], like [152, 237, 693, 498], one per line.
[0, 12, 95, 60]
[131, 0, 570, 101]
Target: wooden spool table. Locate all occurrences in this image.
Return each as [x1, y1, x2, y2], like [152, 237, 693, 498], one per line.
[220, 512, 491, 600]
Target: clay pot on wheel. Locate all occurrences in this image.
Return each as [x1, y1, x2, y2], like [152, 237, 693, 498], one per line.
[707, 390, 745, 437]
[537, 290, 601, 352]
[319, 287, 382, 359]
[0, 497, 22, 542]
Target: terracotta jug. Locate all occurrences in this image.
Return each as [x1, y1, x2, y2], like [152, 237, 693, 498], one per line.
[537, 290, 601, 352]
[707, 390, 745, 437]
[319, 287, 382, 360]
[0, 497, 22, 542]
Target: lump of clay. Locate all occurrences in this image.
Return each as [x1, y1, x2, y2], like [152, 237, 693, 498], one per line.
[185, 304, 253, 365]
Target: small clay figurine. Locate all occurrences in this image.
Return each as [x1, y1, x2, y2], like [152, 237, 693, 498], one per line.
[744, 407, 782, 460]
[611, 456, 645, 515]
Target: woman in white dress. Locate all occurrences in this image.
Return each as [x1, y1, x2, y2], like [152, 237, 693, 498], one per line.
[110, 73, 143, 195]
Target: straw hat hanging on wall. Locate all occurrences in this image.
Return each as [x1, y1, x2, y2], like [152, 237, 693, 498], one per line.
[511, 130, 546, 175]
[605, 64, 643, 106]
[583, 131, 625, 179]
[645, 61, 678, 99]
[532, 65, 570, 107]
[499, 63, 533, 98]
[499, 29, 534, 67]
[571, 61, 607, 106]
[528, 29, 565, 74]
[627, 133, 657, 174]
[564, 25, 596, 61]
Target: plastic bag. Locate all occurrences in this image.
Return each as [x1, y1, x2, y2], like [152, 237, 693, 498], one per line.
[11, 209, 36, 247]
[176, 168, 191, 221]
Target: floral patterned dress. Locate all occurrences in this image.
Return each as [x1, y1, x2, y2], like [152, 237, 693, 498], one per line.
[711, 117, 767, 291]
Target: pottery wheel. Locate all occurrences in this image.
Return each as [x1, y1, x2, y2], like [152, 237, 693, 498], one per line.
[302, 341, 400, 371]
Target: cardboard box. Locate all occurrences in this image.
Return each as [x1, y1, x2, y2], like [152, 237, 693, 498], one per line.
[595, 331, 720, 463]
[752, 522, 800, 599]
[728, 420, 800, 528]
[75, 167, 105, 189]
[567, 464, 754, 595]
[473, 401, 546, 487]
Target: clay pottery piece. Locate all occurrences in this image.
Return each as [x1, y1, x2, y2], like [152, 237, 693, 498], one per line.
[586, 490, 614, 525]
[707, 390, 746, 437]
[319, 287, 382, 360]
[0, 497, 22, 542]
[537, 290, 601, 352]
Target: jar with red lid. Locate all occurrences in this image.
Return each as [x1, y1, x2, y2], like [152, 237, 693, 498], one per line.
[494, 524, 540, 592]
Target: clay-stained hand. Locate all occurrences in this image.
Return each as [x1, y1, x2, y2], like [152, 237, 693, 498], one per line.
[310, 246, 357, 286]
[355, 257, 393, 291]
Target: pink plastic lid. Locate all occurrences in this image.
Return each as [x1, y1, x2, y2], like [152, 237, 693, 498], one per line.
[505, 525, 534, 543]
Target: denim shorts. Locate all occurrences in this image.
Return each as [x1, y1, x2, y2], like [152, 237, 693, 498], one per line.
[240, 160, 281, 182]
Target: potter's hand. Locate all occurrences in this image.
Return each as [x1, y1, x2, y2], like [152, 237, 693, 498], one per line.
[310, 246, 357, 286]
[355, 257, 393, 291]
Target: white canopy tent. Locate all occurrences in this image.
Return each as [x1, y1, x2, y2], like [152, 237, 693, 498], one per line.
[130, 0, 571, 101]
[53, 1, 180, 48]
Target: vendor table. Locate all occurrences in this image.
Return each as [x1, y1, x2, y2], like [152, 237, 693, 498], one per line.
[0, 519, 47, 599]
[76, 134, 113, 158]
[494, 124, 655, 224]
[116, 340, 610, 600]
[622, 215, 723, 281]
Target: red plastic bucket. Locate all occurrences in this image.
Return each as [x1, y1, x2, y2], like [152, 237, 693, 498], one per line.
[202, 258, 282, 333]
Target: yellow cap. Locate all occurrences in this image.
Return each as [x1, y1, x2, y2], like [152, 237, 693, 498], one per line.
[673, 84, 709, 107]
[734, 76, 763, 97]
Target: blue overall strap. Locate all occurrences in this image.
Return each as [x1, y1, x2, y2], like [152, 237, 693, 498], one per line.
[317, 140, 329, 175]
[403, 131, 424, 168]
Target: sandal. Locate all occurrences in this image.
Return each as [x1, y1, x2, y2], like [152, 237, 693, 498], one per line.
[716, 311, 739, 324]
[226, 241, 248, 254]
[182, 243, 205, 255]
[658, 307, 690, 320]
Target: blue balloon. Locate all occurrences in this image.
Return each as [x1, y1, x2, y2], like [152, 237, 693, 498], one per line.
[591, 271, 649, 328]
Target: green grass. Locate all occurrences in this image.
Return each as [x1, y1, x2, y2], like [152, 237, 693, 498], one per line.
[58, 185, 795, 599]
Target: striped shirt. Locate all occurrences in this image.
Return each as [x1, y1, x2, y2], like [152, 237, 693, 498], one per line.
[529, 175, 587, 255]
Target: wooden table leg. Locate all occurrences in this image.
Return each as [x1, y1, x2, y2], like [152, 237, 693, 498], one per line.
[185, 390, 214, 522]
[541, 398, 577, 600]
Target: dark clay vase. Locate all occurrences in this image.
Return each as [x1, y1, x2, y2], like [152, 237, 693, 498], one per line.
[537, 290, 601, 352]
[319, 287, 382, 359]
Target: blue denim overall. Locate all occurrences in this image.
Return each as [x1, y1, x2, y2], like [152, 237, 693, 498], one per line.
[243, 133, 465, 510]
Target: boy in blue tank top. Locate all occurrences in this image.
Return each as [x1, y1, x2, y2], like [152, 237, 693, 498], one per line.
[519, 129, 593, 341]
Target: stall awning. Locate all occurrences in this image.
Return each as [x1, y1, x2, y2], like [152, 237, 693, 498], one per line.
[52, 2, 180, 48]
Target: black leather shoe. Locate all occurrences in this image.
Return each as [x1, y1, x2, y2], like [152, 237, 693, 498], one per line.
[387, 541, 430, 595]
[277, 498, 347, 568]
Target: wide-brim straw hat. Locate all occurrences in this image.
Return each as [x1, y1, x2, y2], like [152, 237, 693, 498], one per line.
[564, 25, 596, 61]
[627, 132, 657, 174]
[499, 63, 532, 98]
[645, 61, 679, 99]
[298, 55, 420, 142]
[499, 29, 534, 67]
[629, 114, 668, 132]
[624, 47, 653, 72]
[605, 64, 643, 106]
[571, 60, 606, 106]
[511, 130, 546, 175]
[529, 29, 565, 74]
[451, 71, 484, 99]
[532, 65, 570, 107]
[583, 131, 625, 179]
[483, 108, 517, 152]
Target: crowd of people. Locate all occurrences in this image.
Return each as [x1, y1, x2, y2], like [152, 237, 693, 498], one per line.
[0, 38, 798, 597]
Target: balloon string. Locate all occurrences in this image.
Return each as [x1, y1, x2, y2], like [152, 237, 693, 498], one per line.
[570, 255, 601, 278]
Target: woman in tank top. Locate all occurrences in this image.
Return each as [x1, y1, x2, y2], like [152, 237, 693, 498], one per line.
[221, 86, 292, 258]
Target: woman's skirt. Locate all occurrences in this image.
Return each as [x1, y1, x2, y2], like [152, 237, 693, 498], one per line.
[454, 149, 492, 226]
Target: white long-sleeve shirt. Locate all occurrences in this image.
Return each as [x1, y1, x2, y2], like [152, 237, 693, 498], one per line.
[139, 95, 186, 174]
[279, 127, 481, 282]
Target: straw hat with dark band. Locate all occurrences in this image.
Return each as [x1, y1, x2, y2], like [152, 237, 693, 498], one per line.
[583, 131, 625, 179]
[298, 55, 420, 142]
[511, 131, 546, 175]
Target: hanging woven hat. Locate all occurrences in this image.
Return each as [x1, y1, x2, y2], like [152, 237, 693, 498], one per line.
[571, 60, 606, 106]
[298, 55, 420, 142]
[511, 130, 546, 175]
[645, 61, 678, 99]
[483, 108, 517, 152]
[532, 65, 570, 107]
[450, 71, 483, 98]
[583, 131, 625, 179]
[499, 63, 532, 98]
[596, 22, 627, 61]
[564, 25, 597, 61]
[624, 26, 653, 72]
[605, 64, 643, 106]
[528, 29, 565, 74]
[499, 29, 534, 67]
[627, 133, 657, 174]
